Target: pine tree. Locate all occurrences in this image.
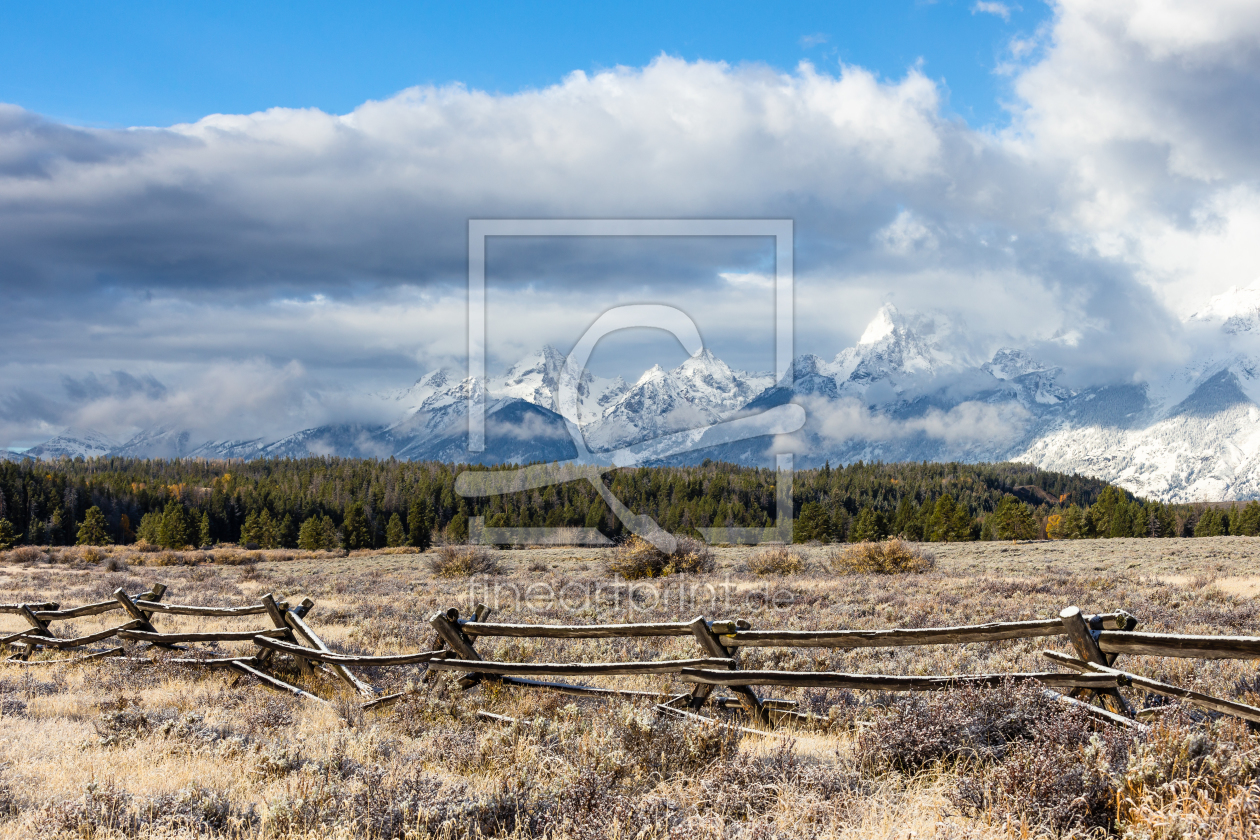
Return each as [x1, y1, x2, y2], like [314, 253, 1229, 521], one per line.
[793, 502, 834, 543]
[848, 506, 885, 542]
[447, 510, 469, 543]
[280, 514, 296, 548]
[993, 496, 1038, 541]
[408, 497, 433, 550]
[949, 503, 975, 541]
[49, 507, 67, 546]
[199, 512, 213, 547]
[1194, 508, 1226, 537]
[385, 513, 406, 547]
[1236, 501, 1260, 536]
[928, 495, 957, 542]
[891, 496, 918, 538]
[137, 511, 162, 545]
[240, 510, 260, 547]
[254, 509, 281, 549]
[298, 516, 321, 551]
[158, 500, 193, 549]
[76, 506, 112, 545]
[319, 515, 341, 550]
[343, 502, 372, 550]
[1052, 505, 1088, 539]
[0, 518, 14, 550]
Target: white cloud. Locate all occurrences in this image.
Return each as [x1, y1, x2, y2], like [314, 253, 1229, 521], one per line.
[802, 394, 1032, 449]
[3, 2, 1260, 447]
[972, 2, 1013, 21]
[718, 271, 774, 289]
[874, 210, 938, 254]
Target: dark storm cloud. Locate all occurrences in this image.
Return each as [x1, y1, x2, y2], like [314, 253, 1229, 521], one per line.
[60, 371, 167, 402]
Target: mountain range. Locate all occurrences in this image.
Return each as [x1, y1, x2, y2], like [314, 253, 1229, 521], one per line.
[15, 283, 1260, 503]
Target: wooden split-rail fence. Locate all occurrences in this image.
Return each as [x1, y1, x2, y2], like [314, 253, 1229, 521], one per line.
[4, 587, 1260, 733]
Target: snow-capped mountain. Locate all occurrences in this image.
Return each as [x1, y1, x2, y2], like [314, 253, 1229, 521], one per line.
[23, 427, 118, 460]
[583, 350, 774, 452]
[828, 305, 974, 400]
[23, 289, 1260, 502]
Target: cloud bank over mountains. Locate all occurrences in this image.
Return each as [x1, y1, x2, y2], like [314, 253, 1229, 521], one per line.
[2, 0, 1260, 468]
[20, 290, 1260, 503]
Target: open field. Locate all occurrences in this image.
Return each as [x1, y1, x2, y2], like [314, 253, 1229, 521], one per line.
[2, 537, 1260, 838]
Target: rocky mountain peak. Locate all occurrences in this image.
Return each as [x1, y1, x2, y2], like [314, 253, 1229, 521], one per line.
[984, 348, 1052, 380]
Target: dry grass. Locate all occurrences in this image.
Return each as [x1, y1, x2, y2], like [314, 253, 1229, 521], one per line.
[425, 544, 503, 578]
[0, 544, 349, 570]
[605, 535, 715, 579]
[829, 538, 935, 574]
[0, 537, 1259, 837]
[748, 545, 808, 575]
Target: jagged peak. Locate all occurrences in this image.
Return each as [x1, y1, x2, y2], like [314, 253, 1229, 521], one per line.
[502, 345, 566, 377]
[858, 303, 902, 346]
[634, 364, 669, 386]
[984, 348, 1053, 380]
[676, 347, 731, 375]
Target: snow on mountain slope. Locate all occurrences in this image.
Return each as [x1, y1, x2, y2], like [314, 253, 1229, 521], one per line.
[581, 350, 774, 452]
[257, 424, 395, 460]
[394, 398, 576, 465]
[111, 425, 194, 459]
[584, 363, 724, 452]
[672, 349, 774, 412]
[1015, 371, 1260, 502]
[1188, 280, 1260, 335]
[187, 438, 271, 460]
[488, 344, 626, 423]
[828, 305, 974, 401]
[381, 369, 459, 416]
[24, 428, 118, 460]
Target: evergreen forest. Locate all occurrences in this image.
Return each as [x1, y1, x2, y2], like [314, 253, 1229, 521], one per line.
[0, 457, 1254, 551]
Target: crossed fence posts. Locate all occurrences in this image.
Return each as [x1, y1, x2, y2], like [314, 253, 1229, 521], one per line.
[5, 588, 1260, 731]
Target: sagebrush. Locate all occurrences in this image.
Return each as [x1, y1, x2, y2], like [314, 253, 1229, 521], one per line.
[829, 538, 935, 574]
[605, 535, 715, 579]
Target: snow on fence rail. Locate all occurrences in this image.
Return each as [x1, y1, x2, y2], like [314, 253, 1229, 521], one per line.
[4, 587, 1260, 733]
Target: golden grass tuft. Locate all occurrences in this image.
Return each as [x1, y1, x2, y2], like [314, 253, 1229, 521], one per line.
[747, 545, 808, 575]
[829, 538, 935, 574]
[425, 544, 503, 578]
[606, 535, 715, 579]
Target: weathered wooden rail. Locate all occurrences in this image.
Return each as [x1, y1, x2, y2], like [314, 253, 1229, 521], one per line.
[5, 586, 1260, 733]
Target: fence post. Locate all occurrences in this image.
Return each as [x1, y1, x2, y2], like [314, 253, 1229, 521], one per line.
[1060, 606, 1131, 716]
[1106, 610, 1139, 667]
[258, 593, 301, 671]
[688, 616, 770, 726]
[13, 605, 55, 661]
[430, 607, 484, 689]
[284, 599, 377, 697]
[113, 585, 175, 649]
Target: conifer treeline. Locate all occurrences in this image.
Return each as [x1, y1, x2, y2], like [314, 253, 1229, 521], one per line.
[0, 457, 1254, 550]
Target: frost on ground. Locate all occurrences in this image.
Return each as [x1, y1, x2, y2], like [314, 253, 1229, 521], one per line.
[1, 537, 1259, 838]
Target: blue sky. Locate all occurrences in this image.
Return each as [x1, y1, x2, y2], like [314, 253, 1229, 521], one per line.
[0, 0, 1047, 129]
